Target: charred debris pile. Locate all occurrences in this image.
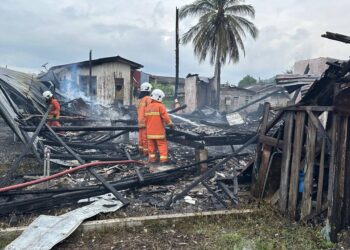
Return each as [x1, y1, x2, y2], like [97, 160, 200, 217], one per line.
[0, 66, 264, 217]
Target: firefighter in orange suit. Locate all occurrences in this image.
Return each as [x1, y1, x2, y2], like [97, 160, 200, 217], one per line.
[145, 89, 174, 163]
[137, 82, 153, 156]
[43, 90, 61, 127]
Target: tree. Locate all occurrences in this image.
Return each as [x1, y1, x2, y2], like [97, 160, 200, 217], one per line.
[179, 0, 258, 109]
[238, 74, 257, 87]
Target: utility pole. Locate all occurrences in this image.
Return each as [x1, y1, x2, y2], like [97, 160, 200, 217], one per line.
[89, 50, 92, 96]
[174, 7, 179, 100]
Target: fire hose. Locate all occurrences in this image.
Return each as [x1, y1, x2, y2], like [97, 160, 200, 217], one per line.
[0, 160, 145, 193]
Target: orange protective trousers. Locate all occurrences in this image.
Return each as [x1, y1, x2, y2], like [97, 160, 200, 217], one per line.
[48, 98, 61, 127]
[147, 138, 168, 163]
[138, 128, 148, 156]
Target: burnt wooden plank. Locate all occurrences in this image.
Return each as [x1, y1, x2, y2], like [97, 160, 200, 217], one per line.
[279, 111, 295, 213]
[338, 116, 348, 228]
[327, 113, 341, 242]
[306, 110, 331, 145]
[272, 106, 334, 112]
[316, 138, 326, 213]
[254, 102, 271, 168]
[255, 145, 273, 198]
[259, 135, 284, 149]
[288, 111, 306, 218]
[343, 148, 350, 228]
[252, 102, 271, 197]
[301, 117, 316, 220]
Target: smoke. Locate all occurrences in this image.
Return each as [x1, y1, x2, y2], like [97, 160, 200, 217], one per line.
[59, 64, 91, 102]
[55, 65, 129, 120]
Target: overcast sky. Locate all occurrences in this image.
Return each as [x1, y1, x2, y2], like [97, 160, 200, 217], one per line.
[0, 0, 349, 83]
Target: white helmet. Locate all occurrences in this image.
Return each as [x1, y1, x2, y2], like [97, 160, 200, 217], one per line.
[140, 82, 152, 92]
[43, 90, 53, 100]
[151, 89, 165, 102]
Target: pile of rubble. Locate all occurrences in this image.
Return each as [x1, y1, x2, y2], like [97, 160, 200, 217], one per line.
[0, 66, 260, 222]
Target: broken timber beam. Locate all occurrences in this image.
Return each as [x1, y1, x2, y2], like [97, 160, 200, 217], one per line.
[259, 135, 283, 149]
[300, 117, 316, 220]
[45, 124, 129, 205]
[21, 125, 139, 132]
[288, 111, 306, 219]
[322, 32, 350, 44]
[165, 135, 258, 208]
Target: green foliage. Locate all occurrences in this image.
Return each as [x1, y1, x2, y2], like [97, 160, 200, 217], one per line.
[179, 0, 258, 65]
[149, 81, 174, 96]
[238, 75, 257, 87]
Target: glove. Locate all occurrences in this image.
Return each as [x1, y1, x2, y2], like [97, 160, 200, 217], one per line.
[168, 123, 175, 129]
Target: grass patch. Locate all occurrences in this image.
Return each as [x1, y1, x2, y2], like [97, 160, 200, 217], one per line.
[0, 233, 19, 249]
[2, 204, 336, 250]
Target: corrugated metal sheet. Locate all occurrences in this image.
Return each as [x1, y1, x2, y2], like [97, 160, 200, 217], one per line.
[5, 194, 123, 250]
[0, 67, 49, 142]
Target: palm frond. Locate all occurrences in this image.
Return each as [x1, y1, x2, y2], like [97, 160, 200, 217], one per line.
[179, 0, 215, 19]
[231, 15, 258, 39]
[224, 4, 255, 18]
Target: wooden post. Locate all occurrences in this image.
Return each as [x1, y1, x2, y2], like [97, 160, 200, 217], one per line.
[327, 82, 341, 241]
[195, 148, 208, 173]
[301, 116, 316, 219]
[327, 113, 340, 242]
[252, 102, 270, 196]
[339, 116, 348, 228]
[288, 111, 306, 218]
[343, 120, 350, 228]
[316, 137, 326, 213]
[279, 111, 294, 213]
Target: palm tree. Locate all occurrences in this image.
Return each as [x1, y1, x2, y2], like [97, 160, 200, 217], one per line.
[179, 0, 258, 109]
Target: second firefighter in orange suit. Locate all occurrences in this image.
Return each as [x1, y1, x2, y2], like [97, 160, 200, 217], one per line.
[42, 90, 61, 127]
[145, 89, 174, 163]
[137, 82, 152, 156]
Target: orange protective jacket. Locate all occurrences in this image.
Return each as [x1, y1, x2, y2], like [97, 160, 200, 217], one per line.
[49, 98, 61, 118]
[145, 100, 173, 139]
[137, 96, 152, 128]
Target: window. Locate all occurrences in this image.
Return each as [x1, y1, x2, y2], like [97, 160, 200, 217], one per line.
[115, 78, 124, 91]
[79, 75, 97, 97]
[245, 96, 250, 105]
[233, 97, 239, 107]
[225, 97, 231, 105]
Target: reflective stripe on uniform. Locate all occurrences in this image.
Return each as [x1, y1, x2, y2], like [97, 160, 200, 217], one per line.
[160, 156, 168, 159]
[147, 134, 165, 139]
[149, 154, 156, 158]
[145, 112, 160, 116]
[143, 149, 149, 152]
